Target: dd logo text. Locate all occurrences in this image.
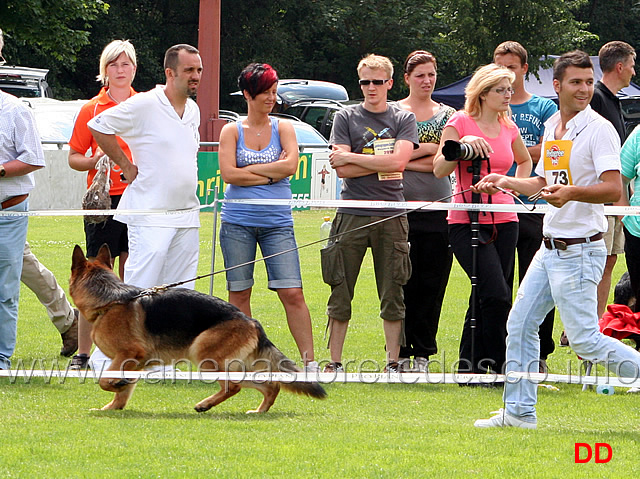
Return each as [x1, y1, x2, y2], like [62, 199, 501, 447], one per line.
[574, 443, 612, 463]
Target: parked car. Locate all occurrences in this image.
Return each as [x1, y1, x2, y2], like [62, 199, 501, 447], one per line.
[285, 99, 347, 140]
[22, 98, 87, 149]
[0, 65, 52, 98]
[621, 96, 640, 137]
[230, 79, 348, 112]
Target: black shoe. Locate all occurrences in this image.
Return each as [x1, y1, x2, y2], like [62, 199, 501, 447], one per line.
[60, 309, 79, 357]
[69, 354, 89, 370]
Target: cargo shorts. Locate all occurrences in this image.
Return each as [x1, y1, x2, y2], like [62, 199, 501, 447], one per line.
[320, 213, 411, 322]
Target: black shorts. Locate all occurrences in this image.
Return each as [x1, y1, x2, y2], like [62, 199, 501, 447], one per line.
[84, 195, 128, 258]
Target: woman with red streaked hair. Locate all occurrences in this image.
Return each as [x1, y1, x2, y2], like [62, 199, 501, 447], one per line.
[218, 63, 318, 371]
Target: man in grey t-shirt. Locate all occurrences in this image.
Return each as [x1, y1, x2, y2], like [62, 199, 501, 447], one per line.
[322, 54, 418, 373]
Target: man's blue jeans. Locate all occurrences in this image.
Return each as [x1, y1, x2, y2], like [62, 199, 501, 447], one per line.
[0, 199, 28, 369]
[504, 240, 640, 420]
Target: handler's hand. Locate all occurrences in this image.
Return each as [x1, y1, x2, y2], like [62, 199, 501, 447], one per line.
[541, 184, 573, 208]
[472, 173, 508, 195]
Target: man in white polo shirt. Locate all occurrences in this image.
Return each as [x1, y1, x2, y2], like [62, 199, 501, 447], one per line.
[89, 44, 202, 298]
[472, 50, 640, 429]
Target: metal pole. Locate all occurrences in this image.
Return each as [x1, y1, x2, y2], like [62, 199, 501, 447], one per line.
[469, 157, 484, 374]
[209, 185, 219, 296]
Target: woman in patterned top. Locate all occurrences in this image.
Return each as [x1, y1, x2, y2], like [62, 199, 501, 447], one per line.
[395, 50, 456, 372]
[217, 63, 317, 370]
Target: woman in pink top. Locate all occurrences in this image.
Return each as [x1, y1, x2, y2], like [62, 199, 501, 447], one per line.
[433, 63, 531, 376]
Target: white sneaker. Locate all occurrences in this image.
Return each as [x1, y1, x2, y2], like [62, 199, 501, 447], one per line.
[303, 361, 320, 373]
[413, 357, 429, 373]
[474, 408, 537, 429]
[626, 387, 640, 394]
[398, 358, 412, 372]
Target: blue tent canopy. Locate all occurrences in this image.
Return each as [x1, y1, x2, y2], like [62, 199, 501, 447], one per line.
[433, 56, 640, 110]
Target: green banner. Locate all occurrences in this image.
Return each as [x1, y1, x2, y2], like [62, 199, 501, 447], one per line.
[197, 152, 313, 209]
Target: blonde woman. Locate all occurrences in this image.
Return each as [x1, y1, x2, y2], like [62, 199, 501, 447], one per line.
[433, 63, 531, 376]
[396, 51, 455, 372]
[68, 40, 137, 370]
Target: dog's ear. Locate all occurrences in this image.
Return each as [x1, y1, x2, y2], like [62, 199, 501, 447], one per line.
[71, 245, 87, 272]
[96, 244, 113, 269]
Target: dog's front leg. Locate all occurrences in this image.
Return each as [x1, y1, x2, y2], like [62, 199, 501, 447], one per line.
[100, 382, 138, 410]
[98, 356, 142, 410]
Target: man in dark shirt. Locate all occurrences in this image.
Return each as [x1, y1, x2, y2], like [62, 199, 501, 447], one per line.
[590, 40, 636, 320]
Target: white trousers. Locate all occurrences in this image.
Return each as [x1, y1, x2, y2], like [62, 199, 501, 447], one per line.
[91, 225, 199, 371]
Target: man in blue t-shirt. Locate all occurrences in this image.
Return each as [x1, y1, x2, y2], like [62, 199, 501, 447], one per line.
[494, 41, 558, 371]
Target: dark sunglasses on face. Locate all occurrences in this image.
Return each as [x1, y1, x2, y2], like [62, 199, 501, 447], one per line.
[358, 79, 390, 86]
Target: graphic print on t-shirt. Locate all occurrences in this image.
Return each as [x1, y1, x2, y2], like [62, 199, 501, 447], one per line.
[361, 126, 401, 181]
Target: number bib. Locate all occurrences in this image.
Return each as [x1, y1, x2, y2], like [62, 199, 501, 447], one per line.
[373, 138, 403, 181]
[543, 139, 573, 186]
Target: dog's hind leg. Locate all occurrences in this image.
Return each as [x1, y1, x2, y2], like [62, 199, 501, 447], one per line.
[194, 380, 242, 412]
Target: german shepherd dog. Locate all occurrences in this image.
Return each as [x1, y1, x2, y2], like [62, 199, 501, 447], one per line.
[69, 244, 326, 412]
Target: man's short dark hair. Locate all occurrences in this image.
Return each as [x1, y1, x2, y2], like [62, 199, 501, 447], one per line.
[164, 44, 199, 71]
[553, 50, 593, 82]
[599, 41, 636, 73]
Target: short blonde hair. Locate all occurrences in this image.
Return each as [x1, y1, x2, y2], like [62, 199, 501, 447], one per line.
[97, 40, 137, 86]
[464, 63, 515, 121]
[357, 54, 394, 79]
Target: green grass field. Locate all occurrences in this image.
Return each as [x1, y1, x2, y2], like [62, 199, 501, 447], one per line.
[2, 210, 638, 478]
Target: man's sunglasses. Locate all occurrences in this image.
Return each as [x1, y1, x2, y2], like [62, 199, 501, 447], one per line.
[358, 79, 390, 86]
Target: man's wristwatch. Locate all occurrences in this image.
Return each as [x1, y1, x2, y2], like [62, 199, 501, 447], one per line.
[0, 165, 6, 177]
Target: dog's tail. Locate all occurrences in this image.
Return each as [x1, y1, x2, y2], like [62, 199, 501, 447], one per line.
[254, 322, 327, 400]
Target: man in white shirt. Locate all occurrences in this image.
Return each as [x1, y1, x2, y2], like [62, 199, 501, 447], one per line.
[0, 28, 46, 369]
[473, 50, 640, 429]
[89, 44, 202, 296]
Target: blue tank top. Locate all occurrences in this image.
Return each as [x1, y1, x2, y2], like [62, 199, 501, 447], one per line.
[221, 118, 293, 227]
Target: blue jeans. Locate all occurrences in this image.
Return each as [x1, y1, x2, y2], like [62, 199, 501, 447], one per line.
[0, 199, 29, 369]
[219, 222, 302, 291]
[504, 240, 640, 421]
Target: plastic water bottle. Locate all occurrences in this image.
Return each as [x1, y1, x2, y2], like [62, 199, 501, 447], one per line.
[596, 384, 615, 395]
[320, 216, 332, 245]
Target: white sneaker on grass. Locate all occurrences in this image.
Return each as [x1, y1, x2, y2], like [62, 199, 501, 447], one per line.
[413, 357, 429, 373]
[303, 361, 320, 373]
[474, 408, 537, 429]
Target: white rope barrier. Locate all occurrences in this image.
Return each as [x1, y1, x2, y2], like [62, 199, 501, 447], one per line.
[2, 369, 640, 387]
[3, 198, 640, 216]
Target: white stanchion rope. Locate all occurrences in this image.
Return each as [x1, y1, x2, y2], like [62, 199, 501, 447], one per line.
[2, 199, 640, 216]
[2, 369, 640, 387]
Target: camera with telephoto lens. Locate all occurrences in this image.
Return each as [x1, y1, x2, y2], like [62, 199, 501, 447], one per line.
[442, 140, 481, 161]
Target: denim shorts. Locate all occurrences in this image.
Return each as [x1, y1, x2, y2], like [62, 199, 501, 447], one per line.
[219, 221, 303, 291]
